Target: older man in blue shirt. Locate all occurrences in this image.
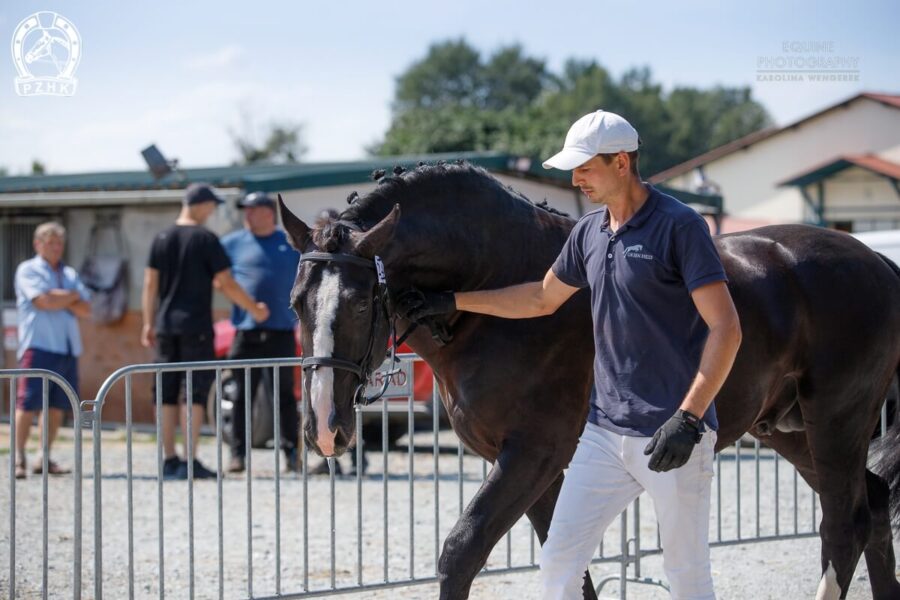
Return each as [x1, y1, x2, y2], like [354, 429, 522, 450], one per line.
[14, 222, 91, 479]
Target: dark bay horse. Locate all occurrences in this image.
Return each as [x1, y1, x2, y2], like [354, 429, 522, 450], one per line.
[278, 162, 900, 600]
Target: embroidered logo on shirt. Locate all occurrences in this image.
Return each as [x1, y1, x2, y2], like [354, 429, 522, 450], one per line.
[623, 244, 654, 261]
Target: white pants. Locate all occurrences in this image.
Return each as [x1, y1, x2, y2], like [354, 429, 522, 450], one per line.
[540, 421, 717, 600]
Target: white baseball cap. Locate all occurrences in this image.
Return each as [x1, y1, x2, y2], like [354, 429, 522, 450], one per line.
[542, 110, 640, 170]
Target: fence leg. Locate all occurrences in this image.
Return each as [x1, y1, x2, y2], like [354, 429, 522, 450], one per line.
[594, 500, 671, 599]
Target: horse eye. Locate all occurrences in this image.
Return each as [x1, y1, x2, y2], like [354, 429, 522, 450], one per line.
[357, 301, 370, 313]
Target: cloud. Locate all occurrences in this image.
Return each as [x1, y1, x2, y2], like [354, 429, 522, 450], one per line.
[183, 44, 244, 70]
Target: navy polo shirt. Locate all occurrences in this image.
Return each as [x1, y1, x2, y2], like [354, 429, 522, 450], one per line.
[552, 185, 727, 436]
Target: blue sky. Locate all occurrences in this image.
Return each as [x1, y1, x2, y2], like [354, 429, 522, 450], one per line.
[1, 0, 897, 174]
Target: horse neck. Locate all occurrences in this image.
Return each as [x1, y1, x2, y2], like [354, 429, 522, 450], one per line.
[374, 189, 575, 292]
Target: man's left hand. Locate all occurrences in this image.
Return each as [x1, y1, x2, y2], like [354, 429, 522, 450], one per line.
[643, 410, 703, 472]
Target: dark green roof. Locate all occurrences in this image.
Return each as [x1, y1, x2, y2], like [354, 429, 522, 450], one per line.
[0, 152, 511, 194]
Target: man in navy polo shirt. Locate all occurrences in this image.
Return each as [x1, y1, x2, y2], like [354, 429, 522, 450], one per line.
[399, 110, 742, 599]
[221, 192, 301, 474]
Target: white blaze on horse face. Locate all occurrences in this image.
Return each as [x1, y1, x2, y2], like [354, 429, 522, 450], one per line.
[310, 270, 341, 456]
[815, 562, 840, 600]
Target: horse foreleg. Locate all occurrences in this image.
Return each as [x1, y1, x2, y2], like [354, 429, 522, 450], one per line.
[438, 441, 562, 600]
[525, 473, 599, 600]
[863, 469, 900, 599]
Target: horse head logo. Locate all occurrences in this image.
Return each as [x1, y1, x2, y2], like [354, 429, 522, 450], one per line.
[11, 12, 81, 96]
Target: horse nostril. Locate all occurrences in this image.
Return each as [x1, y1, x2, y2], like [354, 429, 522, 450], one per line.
[328, 409, 338, 433]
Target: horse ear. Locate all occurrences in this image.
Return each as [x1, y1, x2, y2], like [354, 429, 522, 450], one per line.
[278, 194, 310, 250]
[351, 204, 400, 258]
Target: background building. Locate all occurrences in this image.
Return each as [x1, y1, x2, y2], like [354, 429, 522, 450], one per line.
[650, 92, 900, 232]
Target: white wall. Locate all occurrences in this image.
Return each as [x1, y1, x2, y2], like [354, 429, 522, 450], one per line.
[818, 167, 900, 223]
[658, 98, 900, 223]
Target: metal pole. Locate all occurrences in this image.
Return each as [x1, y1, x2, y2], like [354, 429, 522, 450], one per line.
[735, 440, 741, 540]
[755, 438, 760, 539]
[408, 391, 415, 579]
[126, 375, 135, 600]
[8, 378, 15, 600]
[433, 377, 440, 575]
[186, 370, 195, 600]
[774, 453, 780, 536]
[633, 497, 641, 578]
[245, 368, 253, 598]
[302, 378, 309, 592]
[619, 509, 627, 600]
[357, 406, 364, 586]
[330, 457, 336, 589]
[93, 374, 103, 600]
[155, 371, 165, 600]
[42, 378, 49, 600]
[273, 366, 282, 595]
[716, 451, 722, 541]
[73, 384, 82, 600]
[382, 396, 389, 582]
[215, 369, 224, 600]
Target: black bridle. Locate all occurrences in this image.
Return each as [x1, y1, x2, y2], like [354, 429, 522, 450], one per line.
[298, 251, 407, 406]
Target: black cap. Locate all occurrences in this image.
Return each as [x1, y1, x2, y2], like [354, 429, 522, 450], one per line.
[237, 192, 276, 209]
[184, 183, 224, 206]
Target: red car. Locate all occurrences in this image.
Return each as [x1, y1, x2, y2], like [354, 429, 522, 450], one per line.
[211, 319, 439, 448]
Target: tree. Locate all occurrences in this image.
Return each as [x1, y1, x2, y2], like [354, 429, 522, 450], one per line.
[371, 40, 772, 177]
[393, 39, 483, 112]
[230, 109, 307, 165]
[372, 39, 553, 156]
[31, 160, 46, 175]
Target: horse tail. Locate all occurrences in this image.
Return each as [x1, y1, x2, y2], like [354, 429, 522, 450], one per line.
[868, 252, 900, 527]
[871, 364, 900, 529]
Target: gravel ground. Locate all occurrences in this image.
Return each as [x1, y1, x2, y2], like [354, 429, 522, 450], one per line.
[1, 425, 897, 599]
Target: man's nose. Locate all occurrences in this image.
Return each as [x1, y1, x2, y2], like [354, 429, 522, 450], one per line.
[571, 171, 580, 187]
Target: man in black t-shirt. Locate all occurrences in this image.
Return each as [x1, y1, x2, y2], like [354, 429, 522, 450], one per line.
[141, 183, 269, 480]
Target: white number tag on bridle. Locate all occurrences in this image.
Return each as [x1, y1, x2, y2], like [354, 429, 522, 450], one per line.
[374, 256, 387, 284]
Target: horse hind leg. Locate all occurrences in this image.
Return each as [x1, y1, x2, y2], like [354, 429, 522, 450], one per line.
[863, 469, 900, 599]
[802, 402, 876, 599]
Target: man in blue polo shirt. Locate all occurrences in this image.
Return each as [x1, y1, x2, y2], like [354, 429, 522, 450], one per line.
[221, 192, 301, 474]
[14, 222, 91, 479]
[398, 110, 742, 599]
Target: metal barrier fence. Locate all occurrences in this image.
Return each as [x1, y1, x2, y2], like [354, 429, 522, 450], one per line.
[1, 369, 84, 600]
[2, 357, 892, 599]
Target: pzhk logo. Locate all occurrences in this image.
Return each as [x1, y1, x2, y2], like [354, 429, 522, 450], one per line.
[11, 12, 81, 97]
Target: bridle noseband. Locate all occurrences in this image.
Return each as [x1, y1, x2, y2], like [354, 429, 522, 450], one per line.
[299, 251, 405, 406]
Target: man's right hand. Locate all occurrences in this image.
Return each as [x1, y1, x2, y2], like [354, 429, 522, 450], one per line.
[396, 288, 456, 322]
[251, 302, 270, 323]
[140, 324, 156, 348]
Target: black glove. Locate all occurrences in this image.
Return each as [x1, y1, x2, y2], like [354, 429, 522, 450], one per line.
[395, 288, 456, 322]
[643, 409, 703, 472]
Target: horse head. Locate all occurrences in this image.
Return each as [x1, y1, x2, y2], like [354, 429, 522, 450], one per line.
[279, 195, 400, 457]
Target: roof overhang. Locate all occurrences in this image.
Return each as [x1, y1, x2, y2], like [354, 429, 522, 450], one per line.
[778, 154, 900, 187]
